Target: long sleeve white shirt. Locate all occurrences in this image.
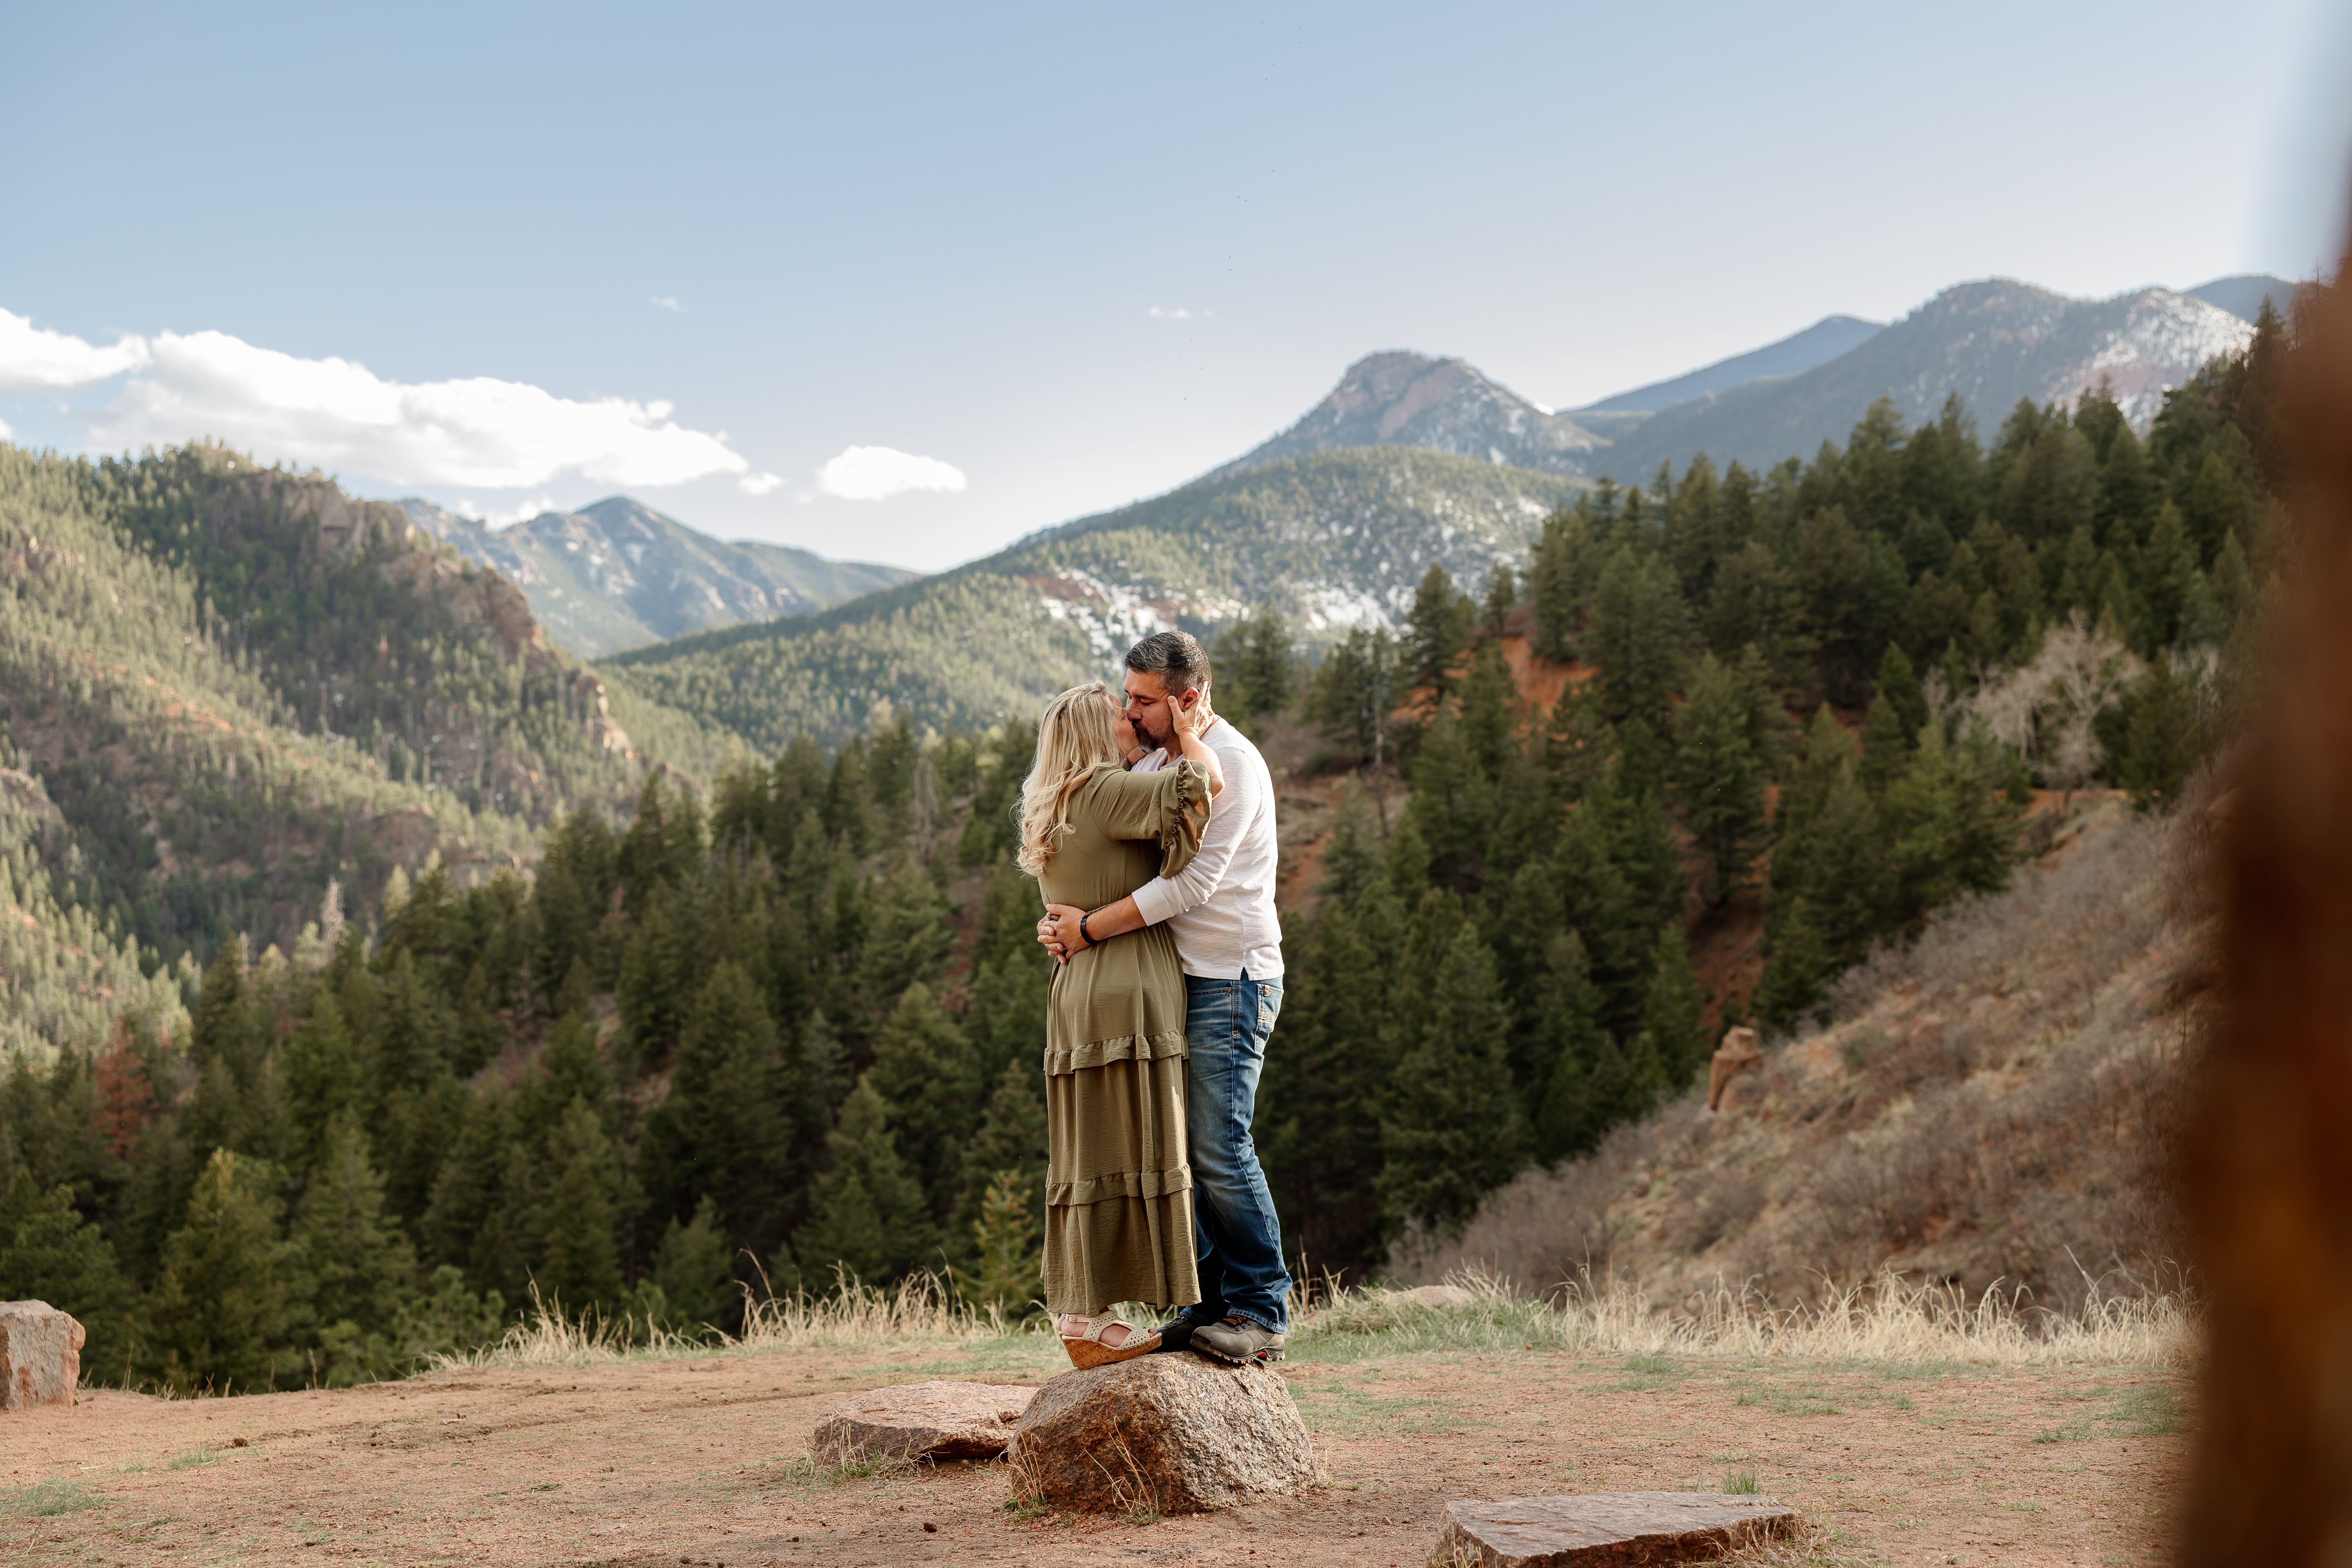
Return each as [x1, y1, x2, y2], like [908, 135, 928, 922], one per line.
[1130, 717, 1284, 979]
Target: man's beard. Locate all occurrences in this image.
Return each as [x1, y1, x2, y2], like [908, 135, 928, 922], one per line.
[1134, 711, 1173, 752]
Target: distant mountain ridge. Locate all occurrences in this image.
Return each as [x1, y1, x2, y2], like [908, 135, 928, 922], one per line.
[606, 446, 1574, 750]
[402, 495, 917, 657]
[1580, 314, 1885, 414]
[1589, 279, 2253, 478]
[2185, 273, 2301, 324]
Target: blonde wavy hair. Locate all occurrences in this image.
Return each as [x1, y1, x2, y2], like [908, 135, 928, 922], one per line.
[1016, 682, 1122, 876]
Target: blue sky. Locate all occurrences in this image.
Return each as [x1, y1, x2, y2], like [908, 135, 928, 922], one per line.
[2, 1, 2344, 572]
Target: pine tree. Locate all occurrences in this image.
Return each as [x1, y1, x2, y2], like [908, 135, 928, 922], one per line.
[864, 982, 981, 1220]
[1531, 931, 1607, 1162]
[950, 1055, 1048, 1262]
[1482, 565, 1518, 633]
[0, 1168, 128, 1334]
[2179, 448, 2248, 563]
[1671, 653, 1770, 904]
[1529, 505, 1595, 660]
[1377, 925, 1526, 1231]
[795, 1078, 937, 1285]
[284, 990, 361, 1172]
[967, 1171, 1043, 1317]
[1305, 627, 1399, 766]
[2121, 652, 2202, 811]
[288, 1113, 419, 1385]
[650, 1196, 736, 1333]
[640, 960, 788, 1253]
[1642, 925, 1708, 1090]
[1217, 604, 1295, 729]
[1405, 562, 1476, 697]
[532, 1101, 627, 1313]
[854, 858, 953, 1013]
[1883, 722, 2026, 927]
[143, 1148, 292, 1395]
[1588, 545, 1687, 734]
[616, 881, 689, 1070]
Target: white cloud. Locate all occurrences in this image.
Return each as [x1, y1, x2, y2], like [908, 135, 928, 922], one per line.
[1147, 305, 1193, 320]
[651, 295, 684, 313]
[455, 494, 566, 528]
[0, 307, 758, 490]
[738, 470, 785, 496]
[817, 445, 967, 501]
[0, 309, 150, 391]
[0, 414, 11, 440]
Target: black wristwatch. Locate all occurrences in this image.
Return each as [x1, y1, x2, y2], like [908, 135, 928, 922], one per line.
[1078, 910, 1094, 947]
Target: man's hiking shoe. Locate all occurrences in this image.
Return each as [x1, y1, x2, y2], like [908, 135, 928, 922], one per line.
[1190, 1315, 1285, 1365]
[1152, 1314, 1207, 1354]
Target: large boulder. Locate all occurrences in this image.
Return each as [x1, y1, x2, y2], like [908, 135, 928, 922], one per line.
[1007, 1353, 1316, 1515]
[0, 1300, 85, 1412]
[1435, 1492, 1797, 1567]
[811, 1381, 1036, 1462]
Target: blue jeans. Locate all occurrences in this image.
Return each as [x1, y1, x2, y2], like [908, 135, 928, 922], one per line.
[1183, 973, 1291, 1334]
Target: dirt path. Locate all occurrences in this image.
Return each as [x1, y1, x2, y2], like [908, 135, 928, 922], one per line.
[4, 1339, 2183, 1566]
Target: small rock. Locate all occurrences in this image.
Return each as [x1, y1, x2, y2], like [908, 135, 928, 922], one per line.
[811, 1380, 1036, 1462]
[1435, 1492, 1797, 1567]
[1403, 1284, 1476, 1309]
[1008, 1354, 1315, 1515]
[0, 1300, 86, 1413]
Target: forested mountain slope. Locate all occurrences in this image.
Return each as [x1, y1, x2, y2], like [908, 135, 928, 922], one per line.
[403, 495, 916, 658]
[0, 442, 726, 981]
[1398, 799, 2191, 1311]
[606, 447, 1579, 752]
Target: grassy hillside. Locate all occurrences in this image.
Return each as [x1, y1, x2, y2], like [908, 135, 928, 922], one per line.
[0, 441, 728, 983]
[605, 446, 1580, 750]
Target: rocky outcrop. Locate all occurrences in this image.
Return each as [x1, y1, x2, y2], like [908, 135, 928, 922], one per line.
[1, 1300, 86, 1412]
[1006, 1354, 1315, 1515]
[1434, 1492, 1797, 1567]
[811, 1381, 1036, 1462]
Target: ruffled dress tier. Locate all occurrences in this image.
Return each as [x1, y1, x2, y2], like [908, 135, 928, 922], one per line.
[1037, 758, 1211, 1314]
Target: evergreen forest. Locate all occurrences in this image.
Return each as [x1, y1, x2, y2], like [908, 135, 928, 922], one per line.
[0, 307, 2287, 1390]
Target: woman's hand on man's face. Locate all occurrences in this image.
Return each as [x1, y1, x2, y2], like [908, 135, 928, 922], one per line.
[1172, 686, 1214, 740]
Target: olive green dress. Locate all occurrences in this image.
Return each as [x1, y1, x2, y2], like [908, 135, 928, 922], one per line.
[1039, 758, 1212, 1313]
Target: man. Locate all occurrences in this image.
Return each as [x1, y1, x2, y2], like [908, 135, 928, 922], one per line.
[1037, 630, 1290, 1365]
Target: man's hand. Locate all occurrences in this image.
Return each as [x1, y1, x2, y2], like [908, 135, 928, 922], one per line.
[1037, 903, 1087, 963]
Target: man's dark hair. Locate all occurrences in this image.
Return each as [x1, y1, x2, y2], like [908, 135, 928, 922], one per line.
[1126, 630, 1212, 696]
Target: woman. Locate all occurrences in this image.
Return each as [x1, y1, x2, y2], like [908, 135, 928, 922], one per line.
[1016, 681, 1222, 1366]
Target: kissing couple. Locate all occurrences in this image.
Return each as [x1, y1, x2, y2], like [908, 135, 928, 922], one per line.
[1014, 630, 1291, 1369]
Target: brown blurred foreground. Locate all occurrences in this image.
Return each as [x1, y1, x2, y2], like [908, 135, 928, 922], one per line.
[2184, 250, 2352, 1561]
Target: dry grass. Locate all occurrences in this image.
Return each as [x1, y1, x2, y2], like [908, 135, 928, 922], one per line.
[1296, 1268, 2193, 1369]
[429, 1270, 1014, 1371]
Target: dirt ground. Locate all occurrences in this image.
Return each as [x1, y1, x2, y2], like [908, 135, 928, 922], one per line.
[3, 1338, 2183, 1567]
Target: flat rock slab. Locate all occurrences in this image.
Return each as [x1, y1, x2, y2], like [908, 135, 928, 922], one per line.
[0, 1300, 85, 1413]
[812, 1380, 1036, 1462]
[1010, 1353, 1315, 1515]
[1435, 1492, 1797, 1567]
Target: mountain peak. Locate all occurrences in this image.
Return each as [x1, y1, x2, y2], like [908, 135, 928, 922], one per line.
[400, 496, 916, 658]
[1213, 351, 1606, 480]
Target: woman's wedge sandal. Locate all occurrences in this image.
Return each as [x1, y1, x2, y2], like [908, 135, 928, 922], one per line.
[1057, 1313, 1161, 1369]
